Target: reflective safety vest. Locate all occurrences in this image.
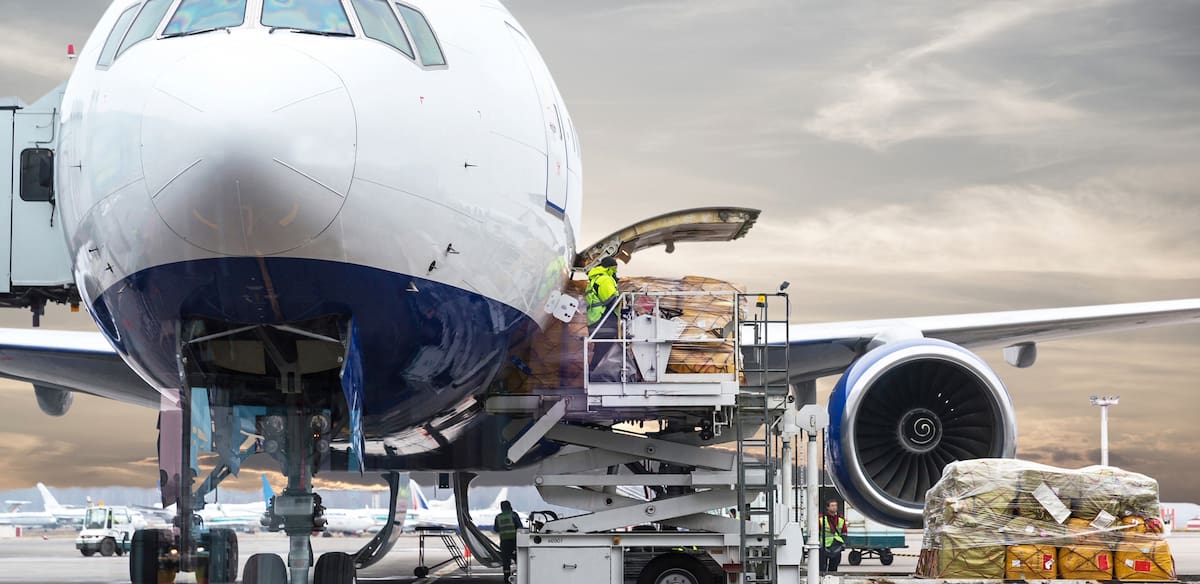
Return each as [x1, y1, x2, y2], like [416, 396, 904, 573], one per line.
[821, 515, 846, 547]
[495, 511, 518, 540]
[585, 266, 618, 326]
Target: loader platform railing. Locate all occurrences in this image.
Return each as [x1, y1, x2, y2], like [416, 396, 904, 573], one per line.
[583, 288, 743, 388]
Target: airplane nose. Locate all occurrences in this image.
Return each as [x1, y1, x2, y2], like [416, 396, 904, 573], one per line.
[141, 39, 356, 256]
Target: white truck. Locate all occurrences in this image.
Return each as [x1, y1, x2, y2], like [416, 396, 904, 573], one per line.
[76, 506, 147, 557]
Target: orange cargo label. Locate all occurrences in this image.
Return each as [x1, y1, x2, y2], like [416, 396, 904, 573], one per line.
[1042, 555, 1055, 571]
[1098, 554, 1110, 571]
[1134, 560, 1153, 572]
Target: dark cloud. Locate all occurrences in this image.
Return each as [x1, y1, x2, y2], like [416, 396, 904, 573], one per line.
[0, 1, 1196, 503]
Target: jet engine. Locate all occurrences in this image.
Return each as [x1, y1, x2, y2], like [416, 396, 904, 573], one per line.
[827, 339, 1017, 527]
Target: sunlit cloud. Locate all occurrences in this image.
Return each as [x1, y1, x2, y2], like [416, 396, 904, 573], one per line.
[804, 2, 1092, 149]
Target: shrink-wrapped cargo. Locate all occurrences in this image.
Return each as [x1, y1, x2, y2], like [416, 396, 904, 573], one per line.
[916, 536, 1005, 579]
[1005, 544, 1058, 580]
[1060, 545, 1115, 579]
[1121, 516, 1166, 543]
[1073, 465, 1160, 520]
[999, 516, 1071, 546]
[513, 276, 746, 390]
[1065, 517, 1118, 547]
[1115, 541, 1177, 581]
[923, 459, 1018, 539]
[919, 459, 1172, 581]
[619, 276, 745, 375]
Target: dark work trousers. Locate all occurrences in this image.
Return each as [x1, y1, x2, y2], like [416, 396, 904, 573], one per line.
[822, 545, 843, 572]
[588, 310, 620, 381]
[500, 538, 516, 582]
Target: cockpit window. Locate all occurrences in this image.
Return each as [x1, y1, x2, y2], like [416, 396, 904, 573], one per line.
[394, 4, 444, 66]
[164, 0, 248, 36]
[262, 0, 354, 35]
[349, 0, 413, 58]
[97, 4, 140, 68]
[118, 0, 174, 55]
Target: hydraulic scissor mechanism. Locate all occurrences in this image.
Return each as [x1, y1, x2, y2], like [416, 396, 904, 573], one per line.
[129, 316, 385, 584]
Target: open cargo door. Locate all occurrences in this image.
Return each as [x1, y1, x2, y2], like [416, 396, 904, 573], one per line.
[574, 207, 759, 270]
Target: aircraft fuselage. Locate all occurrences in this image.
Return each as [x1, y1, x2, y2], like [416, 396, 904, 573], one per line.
[56, 0, 582, 469]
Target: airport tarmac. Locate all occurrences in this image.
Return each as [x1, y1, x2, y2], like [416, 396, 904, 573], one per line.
[0, 533, 495, 583]
[0, 531, 1197, 583]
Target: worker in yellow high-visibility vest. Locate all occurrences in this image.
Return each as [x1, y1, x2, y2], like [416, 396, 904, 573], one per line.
[820, 499, 848, 572]
[585, 257, 621, 381]
[493, 500, 523, 583]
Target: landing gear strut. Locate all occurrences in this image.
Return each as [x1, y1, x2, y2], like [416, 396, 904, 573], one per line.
[258, 408, 334, 584]
[130, 319, 358, 584]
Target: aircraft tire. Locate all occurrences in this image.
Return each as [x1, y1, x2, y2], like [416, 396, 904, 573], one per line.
[206, 528, 239, 584]
[315, 551, 357, 584]
[130, 529, 171, 584]
[243, 553, 287, 584]
[637, 554, 711, 584]
[100, 537, 116, 557]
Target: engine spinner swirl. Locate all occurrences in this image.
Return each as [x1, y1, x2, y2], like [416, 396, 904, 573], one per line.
[898, 407, 942, 453]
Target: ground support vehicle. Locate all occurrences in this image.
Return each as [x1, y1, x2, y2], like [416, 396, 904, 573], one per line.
[76, 505, 146, 557]
[485, 291, 828, 584]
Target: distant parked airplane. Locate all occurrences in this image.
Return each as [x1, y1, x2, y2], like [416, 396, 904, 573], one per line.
[36, 483, 87, 526]
[0, 499, 56, 529]
[405, 480, 508, 532]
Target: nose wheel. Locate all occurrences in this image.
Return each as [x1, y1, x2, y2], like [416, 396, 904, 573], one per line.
[315, 552, 359, 584]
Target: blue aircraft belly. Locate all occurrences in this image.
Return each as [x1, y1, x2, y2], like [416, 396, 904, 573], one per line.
[89, 257, 541, 468]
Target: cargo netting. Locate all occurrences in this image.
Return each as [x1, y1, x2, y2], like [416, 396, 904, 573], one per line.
[916, 459, 1176, 581]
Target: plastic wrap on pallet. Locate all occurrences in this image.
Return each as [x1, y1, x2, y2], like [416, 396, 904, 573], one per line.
[917, 458, 1173, 581]
[621, 276, 746, 373]
[1115, 540, 1177, 581]
[512, 276, 746, 391]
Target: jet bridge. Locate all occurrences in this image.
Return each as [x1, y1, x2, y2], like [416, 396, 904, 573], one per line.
[0, 85, 77, 324]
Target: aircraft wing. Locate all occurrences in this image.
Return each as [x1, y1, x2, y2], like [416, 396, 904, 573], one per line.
[780, 299, 1200, 381]
[0, 328, 160, 409]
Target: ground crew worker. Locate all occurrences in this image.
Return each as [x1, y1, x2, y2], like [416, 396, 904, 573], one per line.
[586, 256, 621, 381]
[493, 500, 523, 583]
[820, 499, 848, 572]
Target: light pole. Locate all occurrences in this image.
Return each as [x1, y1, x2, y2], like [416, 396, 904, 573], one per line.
[1089, 395, 1120, 466]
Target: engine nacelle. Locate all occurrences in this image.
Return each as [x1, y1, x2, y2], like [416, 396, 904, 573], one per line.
[34, 385, 74, 417]
[827, 339, 1017, 528]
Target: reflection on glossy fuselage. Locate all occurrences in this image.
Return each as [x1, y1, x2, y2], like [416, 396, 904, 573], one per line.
[57, 0, 581, 470]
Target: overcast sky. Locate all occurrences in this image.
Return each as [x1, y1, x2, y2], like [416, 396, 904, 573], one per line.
[0, 1, 1197, 502]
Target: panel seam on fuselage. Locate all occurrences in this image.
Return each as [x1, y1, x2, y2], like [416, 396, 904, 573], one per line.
[352, 175, 481, 222]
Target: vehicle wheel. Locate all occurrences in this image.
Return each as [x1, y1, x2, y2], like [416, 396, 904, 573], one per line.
[315, 551, 357, 584]
[413, 566, 430, 578]
[243, 553, 287, 584]
[130, 529, 172, 584]
[637, 554, 711, 584]
[80, 548, 95, 557]
[100, 538, 117, 557]
[206, 528, 239, 584]
[848, 550, 862, 566]
[880, 550, 894, 566]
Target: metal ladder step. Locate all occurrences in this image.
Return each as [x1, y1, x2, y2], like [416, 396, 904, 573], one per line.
[439, 533, 470, 571]
[734, 292, 790, 584]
